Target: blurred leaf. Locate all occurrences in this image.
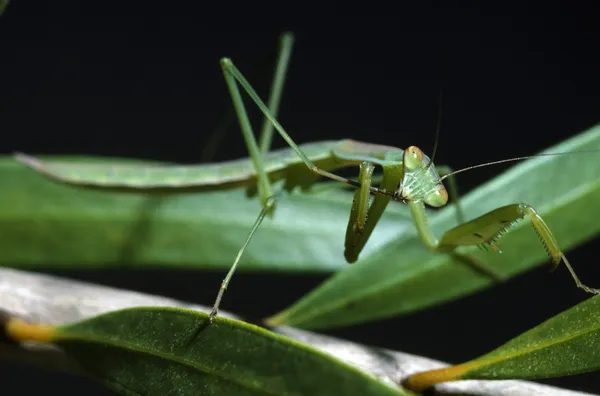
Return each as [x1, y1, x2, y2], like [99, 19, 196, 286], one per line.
[405, 293, 600, 391]
[269, 124, 600, 329]
[5, 307, 412, 396]
[0, 0, 8, 17]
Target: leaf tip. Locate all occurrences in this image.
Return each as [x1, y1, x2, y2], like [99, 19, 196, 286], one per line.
[13, 152, 43, 170]
[403, 362, 477, 392]
[3, 316, 57, 344]
[264, 313, 285, 327]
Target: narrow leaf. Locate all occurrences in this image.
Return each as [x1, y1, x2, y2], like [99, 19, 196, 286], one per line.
[404, 293, 600, 391]
[269, 124, 600, 329]
[3, 307, 411, 396]
[0, 156, 413, 271]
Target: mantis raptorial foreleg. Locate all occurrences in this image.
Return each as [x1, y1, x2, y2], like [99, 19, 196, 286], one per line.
[344, 161, 401, 263]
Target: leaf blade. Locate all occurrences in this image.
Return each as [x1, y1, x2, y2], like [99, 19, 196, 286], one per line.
[0, 157, 413, 272]
[7, 307, 413, 396]
[0, 0, 8, 17]
[404, 293, 600, 391]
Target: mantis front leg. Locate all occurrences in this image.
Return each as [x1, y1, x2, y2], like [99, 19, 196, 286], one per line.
[344, 161, 401, 263]
[409, 200, 600, 294]
[343, 163, 466, 264]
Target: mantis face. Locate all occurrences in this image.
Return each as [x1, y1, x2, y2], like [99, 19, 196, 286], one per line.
[394, 146, 448, 207]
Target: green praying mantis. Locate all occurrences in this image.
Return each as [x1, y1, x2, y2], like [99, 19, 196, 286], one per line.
[14, 32, 600, 322]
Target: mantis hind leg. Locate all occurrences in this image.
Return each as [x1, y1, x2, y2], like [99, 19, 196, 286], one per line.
[210, 34, 294, 321]
[258, 33, 294, 154]
[201, 33, 294, 163]
[220, 59, 360, 190]
[411, 200, 600, 293]
[221, 32, 295, 208]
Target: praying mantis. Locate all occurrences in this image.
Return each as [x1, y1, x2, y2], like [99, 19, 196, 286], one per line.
[13, 32, 600, 322]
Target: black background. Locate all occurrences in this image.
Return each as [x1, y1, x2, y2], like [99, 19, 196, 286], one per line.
[1, 1, 600, 394]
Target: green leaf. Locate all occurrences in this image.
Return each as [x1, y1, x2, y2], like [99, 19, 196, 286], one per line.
[48, 307, 412, 396]
[404, 293, 600, 391]
[0, 0, 8, 17]
[0, 156, 413, 271]
[269, 124, 600, 329]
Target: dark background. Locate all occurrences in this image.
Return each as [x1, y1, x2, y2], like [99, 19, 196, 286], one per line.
[1, 1, 600, 394]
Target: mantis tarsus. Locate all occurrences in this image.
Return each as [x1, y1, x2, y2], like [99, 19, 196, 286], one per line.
[14, 32, 600, 322]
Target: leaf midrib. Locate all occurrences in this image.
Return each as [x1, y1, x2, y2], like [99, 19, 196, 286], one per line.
[466, 309, 600, 376]
[58, 311, 403, 396]
[59, 334, 287, 396]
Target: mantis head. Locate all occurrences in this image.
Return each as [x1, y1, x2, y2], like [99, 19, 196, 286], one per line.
[393, 146, 448, 207]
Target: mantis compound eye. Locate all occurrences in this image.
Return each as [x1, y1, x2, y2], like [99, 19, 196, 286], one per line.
[404, 146, 424, 171]
[424, 186, 448, 207]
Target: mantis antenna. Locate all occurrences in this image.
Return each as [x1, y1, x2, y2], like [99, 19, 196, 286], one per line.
[439, 148, 600, 182]
[425, 90, 443, 170]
